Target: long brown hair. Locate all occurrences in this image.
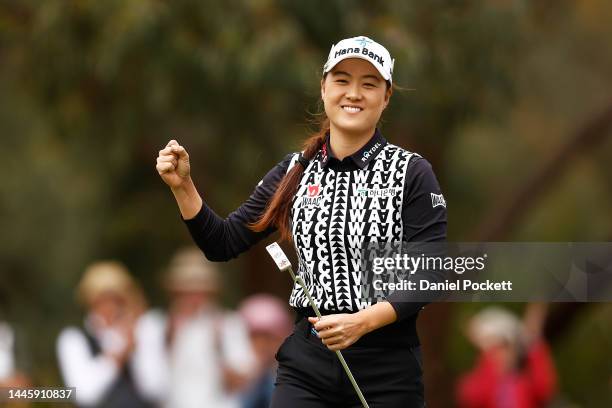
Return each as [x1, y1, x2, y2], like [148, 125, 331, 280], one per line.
[248, 116, 330, 241]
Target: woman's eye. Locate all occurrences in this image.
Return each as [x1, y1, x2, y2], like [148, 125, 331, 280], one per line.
[336, 79, 348, 84]
[364, 83, 376, 88]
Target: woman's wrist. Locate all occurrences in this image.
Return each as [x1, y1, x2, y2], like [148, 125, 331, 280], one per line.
[356, 301, 398, 335]
[171, 177, 203, 220]
[356, 311, 374, 336]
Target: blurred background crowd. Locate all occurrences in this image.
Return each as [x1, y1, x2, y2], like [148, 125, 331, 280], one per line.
[0, 249, 565, 408]
[0, 1, 611, 407]
[3, 249, 293, 408]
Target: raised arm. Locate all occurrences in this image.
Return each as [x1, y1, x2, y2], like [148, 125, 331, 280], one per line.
[156, 139, 203, 219]
[157, 140, 295, 261]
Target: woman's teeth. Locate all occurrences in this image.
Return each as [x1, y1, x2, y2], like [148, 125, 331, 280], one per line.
[343, 106, 362, 113]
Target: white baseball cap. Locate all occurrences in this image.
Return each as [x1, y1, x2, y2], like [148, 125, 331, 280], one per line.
[323, 36, 394, 84]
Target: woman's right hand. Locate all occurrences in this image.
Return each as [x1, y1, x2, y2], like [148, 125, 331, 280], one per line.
[156, 139, 191, 190]
[157, 139, 203, 219]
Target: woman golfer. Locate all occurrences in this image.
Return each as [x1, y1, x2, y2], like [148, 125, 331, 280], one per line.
[157, 36, 447, 407]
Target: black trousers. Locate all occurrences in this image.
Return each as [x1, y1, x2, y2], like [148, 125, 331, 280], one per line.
[270, 318, 425, 408]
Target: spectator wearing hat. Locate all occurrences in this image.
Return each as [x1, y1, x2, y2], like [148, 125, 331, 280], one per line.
[456, 304, 557, 408]
[238, 294, 292, 408]
[133, 247, 255, 408]
[56, 261, 153, 408]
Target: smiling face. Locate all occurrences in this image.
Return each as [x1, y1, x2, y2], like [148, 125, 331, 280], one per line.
[321, 58, 392, 138]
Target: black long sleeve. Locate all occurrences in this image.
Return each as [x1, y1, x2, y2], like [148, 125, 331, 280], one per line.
[386, 157, 448, 321]
[184, 153, 294, 261]
[401, 158, 447, 243]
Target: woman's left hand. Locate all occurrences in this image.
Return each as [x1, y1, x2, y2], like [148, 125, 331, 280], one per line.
[308, 313, 368, 351]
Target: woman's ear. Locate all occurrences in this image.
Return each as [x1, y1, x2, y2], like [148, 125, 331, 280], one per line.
[383, 86, 393, 109]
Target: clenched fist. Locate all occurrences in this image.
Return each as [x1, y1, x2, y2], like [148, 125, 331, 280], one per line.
[156, 140, 191, 189]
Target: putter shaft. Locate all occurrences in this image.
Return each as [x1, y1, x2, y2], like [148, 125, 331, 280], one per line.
[288, 267, 370, 408]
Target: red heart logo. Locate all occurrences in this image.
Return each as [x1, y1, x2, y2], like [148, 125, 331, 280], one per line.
[308, 184, 320, 197]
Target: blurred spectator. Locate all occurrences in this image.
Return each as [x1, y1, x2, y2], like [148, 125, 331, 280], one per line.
[0, 321, 16, 383]
[56, 261, 153, 408]
[133, 247, 255, 408]
[457, 304, 557, 408]
[1, 320, 30, 388]
[1, 321, 32, 408]
[238, 294, 292, 408]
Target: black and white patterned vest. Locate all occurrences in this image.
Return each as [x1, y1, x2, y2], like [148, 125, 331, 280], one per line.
[288, 143, 417, 312]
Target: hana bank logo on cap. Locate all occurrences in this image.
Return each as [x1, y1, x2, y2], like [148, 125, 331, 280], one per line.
[323, 36, 395, 83]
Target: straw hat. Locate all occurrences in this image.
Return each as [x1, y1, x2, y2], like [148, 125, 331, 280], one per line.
[165, 247, 220, 292]
[77, 261, 138, 306]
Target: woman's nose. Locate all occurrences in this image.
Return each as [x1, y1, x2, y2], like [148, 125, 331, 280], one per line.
[345, 83, 362, 100]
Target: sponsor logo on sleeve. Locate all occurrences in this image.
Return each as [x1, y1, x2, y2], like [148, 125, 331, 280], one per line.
[431, 193, 446, 208]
